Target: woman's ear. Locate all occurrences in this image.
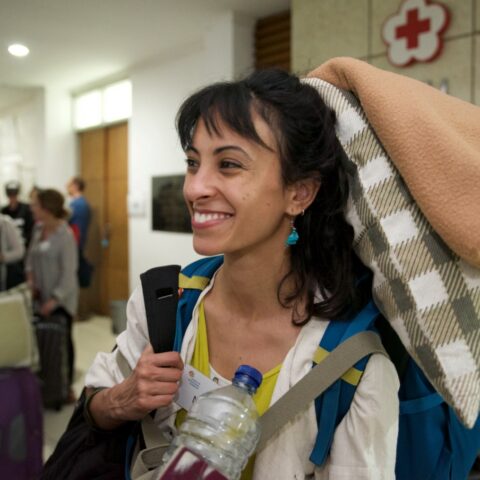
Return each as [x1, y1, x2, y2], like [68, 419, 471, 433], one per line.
[287, 178, 320, 215]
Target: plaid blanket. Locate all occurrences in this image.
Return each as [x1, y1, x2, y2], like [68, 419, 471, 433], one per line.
[303, 69, 480, 428]
[308, 57, 480, 269]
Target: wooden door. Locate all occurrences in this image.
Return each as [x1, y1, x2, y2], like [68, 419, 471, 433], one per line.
[103, 123, 129, 314]
[79, 122, 129, 316]
[78, 128, 106, 317]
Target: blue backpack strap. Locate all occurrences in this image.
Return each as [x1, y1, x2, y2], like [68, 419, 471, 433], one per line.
[310, 300, 380, 466]
[172, 255, 224, 352]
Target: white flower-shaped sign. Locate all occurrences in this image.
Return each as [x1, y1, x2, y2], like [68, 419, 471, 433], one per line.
[382, 0, 450, 67]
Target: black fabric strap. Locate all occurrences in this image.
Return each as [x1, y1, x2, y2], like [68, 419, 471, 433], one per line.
[140, 265, 180, 354]
[83, 387, 108, 430]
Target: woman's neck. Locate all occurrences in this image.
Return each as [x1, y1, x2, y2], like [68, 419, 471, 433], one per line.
[42, 218, 62, 235]
[214, 247, 296, 320]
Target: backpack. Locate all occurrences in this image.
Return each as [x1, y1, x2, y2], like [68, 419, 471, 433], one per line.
[175, 256, 480, 480]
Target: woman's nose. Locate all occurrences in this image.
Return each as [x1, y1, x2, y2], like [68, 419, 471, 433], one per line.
[184, 166, 216, 201]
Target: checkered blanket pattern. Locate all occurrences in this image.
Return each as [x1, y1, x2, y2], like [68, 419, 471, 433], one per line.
[304, 77, 480, 427]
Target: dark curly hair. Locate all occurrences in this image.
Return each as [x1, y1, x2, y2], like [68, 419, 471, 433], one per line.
[176, 69, 356, 324]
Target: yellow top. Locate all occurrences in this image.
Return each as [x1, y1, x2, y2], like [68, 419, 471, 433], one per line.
[176, 301, 281, 480]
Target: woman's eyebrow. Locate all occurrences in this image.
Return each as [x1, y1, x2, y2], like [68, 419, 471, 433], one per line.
[185, 144, 253, 161]
[185, 145, 199, 154]
[213, 145, 252, 161]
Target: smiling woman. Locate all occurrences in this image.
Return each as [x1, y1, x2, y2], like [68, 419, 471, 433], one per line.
[177, 70, 357, 321]
[70, 69, 399, 480]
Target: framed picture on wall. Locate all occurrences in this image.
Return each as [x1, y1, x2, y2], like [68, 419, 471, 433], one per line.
[152, 175, 191, 233]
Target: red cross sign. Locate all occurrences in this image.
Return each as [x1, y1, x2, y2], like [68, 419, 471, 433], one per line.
[382, 0, 450, 67]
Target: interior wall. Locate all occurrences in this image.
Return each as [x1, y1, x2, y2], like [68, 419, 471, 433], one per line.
[0, 84, 76, 203]
[0, 90, 44, 204]
[233, 12, 256, 78]
[128, 12, 255, 292]
[292, 0, 480, 105]
[40, 85, 76, 190]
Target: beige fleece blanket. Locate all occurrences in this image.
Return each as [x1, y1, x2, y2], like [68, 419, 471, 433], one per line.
[308, 57, 480, 268]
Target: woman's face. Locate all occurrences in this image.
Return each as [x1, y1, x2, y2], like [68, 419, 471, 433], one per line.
[183, 113, 295, 258]
[30, 198, 43, 222]
[30, 199, 49, 223]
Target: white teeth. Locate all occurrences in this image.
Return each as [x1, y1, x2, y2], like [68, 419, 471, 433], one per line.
[194, 212, 230, 224]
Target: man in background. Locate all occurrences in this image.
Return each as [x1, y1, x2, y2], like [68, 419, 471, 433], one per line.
[1, 181, 34, 287]
[66, 176, 92, 288]
[66, 177, 90, 251]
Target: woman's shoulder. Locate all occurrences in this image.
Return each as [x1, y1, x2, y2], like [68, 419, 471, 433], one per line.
[29, 222, 42, 240]
[56, 221, 77, 241]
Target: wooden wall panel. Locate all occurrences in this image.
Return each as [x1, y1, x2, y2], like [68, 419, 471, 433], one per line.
[255, 11, 291, 71]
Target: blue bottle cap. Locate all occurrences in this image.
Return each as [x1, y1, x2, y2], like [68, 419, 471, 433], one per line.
[234, 365, 263, 391]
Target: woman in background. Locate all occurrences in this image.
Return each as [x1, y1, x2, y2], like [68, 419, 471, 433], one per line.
[26, 188, 78, 402]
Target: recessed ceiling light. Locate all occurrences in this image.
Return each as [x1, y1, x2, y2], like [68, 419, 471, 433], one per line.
[8, 44, 30, 57]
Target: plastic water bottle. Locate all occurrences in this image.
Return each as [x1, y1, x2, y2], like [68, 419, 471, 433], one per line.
[161, 365, 263, 480]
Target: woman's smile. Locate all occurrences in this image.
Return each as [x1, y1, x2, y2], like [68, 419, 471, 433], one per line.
[191, 209, 233, 228]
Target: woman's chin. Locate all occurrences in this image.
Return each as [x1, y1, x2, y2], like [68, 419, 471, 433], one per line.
[192, 240, 223, 257]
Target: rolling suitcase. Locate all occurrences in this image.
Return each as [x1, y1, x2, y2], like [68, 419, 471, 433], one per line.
[0, 367, 43, 478]
[34, 313, 69, 409]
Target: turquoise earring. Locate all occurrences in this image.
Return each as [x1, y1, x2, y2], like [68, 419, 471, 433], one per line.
[285, 219, 299, 246]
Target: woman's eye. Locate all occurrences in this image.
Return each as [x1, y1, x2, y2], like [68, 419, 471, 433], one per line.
[220, 159, 241, 169]
[185, 158, 198, 169]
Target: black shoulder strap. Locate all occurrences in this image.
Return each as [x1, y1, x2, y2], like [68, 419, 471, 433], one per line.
[140, 265, 180, 353]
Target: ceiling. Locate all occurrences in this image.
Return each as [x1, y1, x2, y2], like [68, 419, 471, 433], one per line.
[0, 0, 289, 109]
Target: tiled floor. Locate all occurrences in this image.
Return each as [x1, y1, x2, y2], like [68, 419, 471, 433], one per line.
[43, 315, 117, 461]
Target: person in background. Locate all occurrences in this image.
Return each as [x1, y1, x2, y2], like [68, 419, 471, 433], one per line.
[66, 176, 93, 289]
[83, 69, 399, 478]
[0, 213, 25, 291]
[66, 176, 91, 251]
[1, 180, 34, 287]
[26, 188, 78, 402]
[29, 185, 42, 203]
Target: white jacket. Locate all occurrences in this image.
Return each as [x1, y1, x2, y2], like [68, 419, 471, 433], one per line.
[0, 214, 25, 290]
[86, 275, 399, 479]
